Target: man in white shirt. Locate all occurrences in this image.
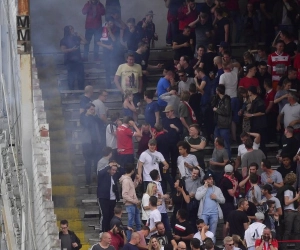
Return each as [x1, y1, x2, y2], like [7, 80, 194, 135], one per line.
[193, 219, 214, 245]
[92, 90, 108, 123]
[137, 139, 169, 190]
[147, 196, 161, 239]
[106, 113, 121, 160]
[244, 213, 266, 250]
[177, 70, 195, 95]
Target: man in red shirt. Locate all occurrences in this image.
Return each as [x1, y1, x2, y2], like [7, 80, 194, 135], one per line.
[264, 78, 278, 143]
[116, 116, 142, 168]
[82, 0, 105, 61]
[267, 40, 291, 90]
[178, 0, 198, 32]
[108, 224, 126, 250]
[239, 64, 260, 91]
[255, 228, 278, 250]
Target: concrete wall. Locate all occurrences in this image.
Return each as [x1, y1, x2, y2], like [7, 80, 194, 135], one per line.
[30, 0, 168, 53]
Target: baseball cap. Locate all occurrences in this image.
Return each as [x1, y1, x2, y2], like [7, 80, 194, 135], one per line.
[163, 105, 174, 112]
[203, 173, 213, 180]
[224, 164, 234, 173]
[255, 212, 265, 221]
[218, 41, 229, 47]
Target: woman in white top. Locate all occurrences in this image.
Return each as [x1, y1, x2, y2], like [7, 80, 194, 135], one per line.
[148, 237, 163, 250]
[142, 182, 157, 225]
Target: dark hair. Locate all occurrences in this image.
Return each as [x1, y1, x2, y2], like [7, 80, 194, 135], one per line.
[63, 26, 72, 37]
[280, 30, 291, 39]
[149, 196, 158, 206]
[102, 147, 113, 157]
[190, 238, 201, 249]
[114, 205, 122, 214]
[249, 162, 259, 170]
[138, 41, 148, 48]
[275, 39, 285, 45]
[197, 45, 205, 51]
[150, 169, 159, 181]
[215, 8, 223, 16]
[281, 153, 291, 160]
[244, 138, 253, 149]
[264, 78, 272, 88]
[106, 16, 115, 23]
[60, 220, 68, 225]
[266, 199, 275, 207]
[144, 90, 155, 99]
[189, 123, 200, 132]
[204, 238, 214, 250]
[215, 137, 224, 147]
[126, 52, 135, 58]
[286, 126, 294, 134]
[249, 173, 258, 184]
[110, 112, 120, 122]
[177, 209, 188, 220]
[195, 67, 205, 74]
[123, 116, 134, 124]
[238, 198, 248, 208]
[288, 67, 297, 73]
[181, 55, 190, 64]
[164, 245, 173, 250]
[216, 84, 225, 95]
[258, 61, 267, 67]
[124, 164, 135, 174]
[127, 17, 135, 24]
[177, 141, 191, 153]
[189, 83, 197, 93]
[142, 225, 150, 232]
[183, 25, 191, 30]
[223, 51, 231, 57]
[155, 222, 164, 228]
[262, 159, 271, 169]
[240, 131, 249, 138]
[257, 45, 266, 52]
[196, 219, 204, 225]
[85, 102, 95, 110]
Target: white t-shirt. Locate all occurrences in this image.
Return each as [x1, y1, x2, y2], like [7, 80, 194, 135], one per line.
[238, 141, 260, 158]
[92, 99, 107, 118]
[219, 67, 238, 98]
[177, 154, 199, 178]
[284, 190, 297, 211]
[147, 209, 161, 239]
[106, 123, 117, 149]
[193, 231, 214, 245]
[142, 193, 151, 220]
[139, 150, 165, 181]
[110, 177, 116, 200]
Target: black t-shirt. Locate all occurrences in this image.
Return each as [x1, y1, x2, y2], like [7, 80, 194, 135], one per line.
[227, 210, 249, 239]
[215, 17, 230, 44]
[246, 201, 257, 218]
[91, 244, 116, 250]
[284, 42, 297, 57]
[173, 220, 193, 247]
[79, 95, 92, 109]
[219, 177, 234, 203]
[122, 243, 139, 250]
[255, 72, 271, 97]
[124, 29, 141, 52]
[281, 136, 299, 161]
[152, 232, 174, 247]
[60, 35, 82, 64]
[133, 51, 148, 70]
[200, 52, 218, 75]
[277, 165, 297, 179]
[184, 65, 195, 78]
[188, 136, 206, 163]
[189, 93, 202, 123]
[171, 192, 189, 216]
[156, 133, 170, 160]
[173, 34, 193, 60]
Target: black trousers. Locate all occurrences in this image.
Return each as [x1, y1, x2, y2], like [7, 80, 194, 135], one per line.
[66, 62, 84, 90]
[98, 198, 116, 232]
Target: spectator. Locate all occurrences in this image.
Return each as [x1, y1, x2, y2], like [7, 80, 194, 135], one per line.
[116, 116, 142, 167]
[108, 224, 126, 250]
[192, 45, 205, 70]
[157, 71, 174, 114]
[80, 85, 94, 114]
[141, 182, 157, 225]
[193, 219, 214, 245]
[144, 90, 159, 127]
[178, 56, 195, 78]
[122, 232, 141, 250]
[241, 138, 266, 177]
[120, 164, 141, 240]
[173, 26, 193, 62]
[244, 213, 266, 250]
[190, 238, 201, 250]
[59, 220, 82, 250]
[114, 53, 143, 104]
[255, 61, 271, 98]
[214, 8, 229, 45]
[178, 70, 195, 95]
[106, 113, 121, 160]
[239, 163, 261, 194]
[254, 228, 278, 250]
[170, 178, 190, 229]
[123, 18, 140, 52]
[173, 209, 194, 248]
[160, 87, 181, 117]
[97, 147, 113, 172]
[279, 173, 300, 250]
[195, 173, 225, 240]
[153, 222, 178, 249]
[137, 139, 169, 190]
[218, 42, 229, 57]
[226, 198, 249, 239]
[162, 105, 183, 179]
[278, 67, 300, 92]
[279, 30, 297, 58]
[246, 174, 262, 205]
[80, 103, 103, 186]
[97, 164, 121, 232]
[260, 184, 283, 216]
[277, 154, 297, 179]
[274, 79, 291, 112]
[263, 200, 279, 238]
[150, 169, 172, 233]
[178, 0, 198, 33]
[136, 226, 150, 250]
[123, 90, 138, 122]
[212, 56, 224, 92]
[267, 40, 291, 90]
[239, 64, 259, 91]
[179, 91, 197, 136]
[294, 45, 300, 80]
[93, 90, 108, 144]
[203, 237, 221, 250]
[110, 205, 134, 237]
[212, 84, 232, 159]
[148, 237, 163, 250]
[137, 123, 152, 157]
[261, 159, 284, 195]
[242, 2, 259, 46]
[82, 0, 105, 61]
[145, 196, 161, 239]
[208, 137, 229, 186]
[252, 46, 268, 63]
[91, 232, 115, 250]
[177, 241, 187, 250]
[188, 84, 202, 126]
[222, 236, 236, 250]
[199, 44, 218, 76]
[60, 25, 86, 90]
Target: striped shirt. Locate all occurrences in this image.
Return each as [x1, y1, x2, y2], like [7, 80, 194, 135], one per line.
[267, 52, 291, 81]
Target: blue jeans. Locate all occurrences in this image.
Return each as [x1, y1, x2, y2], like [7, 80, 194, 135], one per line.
[161, 213, 171, 233]
[84, 28, 102, 58]
[214, 127, 231, 159]
[125, 205, 142, 240]
[200, 213, 219, 242]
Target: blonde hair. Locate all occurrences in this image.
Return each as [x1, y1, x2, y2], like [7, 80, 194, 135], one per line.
[284, 172, 297, 185]
[124, 89, 133, 99]
[180, 91, 190, 101]
[232, 235, 247, 248]
[145, 182, 157, 196]
[148, 237, 162, 250]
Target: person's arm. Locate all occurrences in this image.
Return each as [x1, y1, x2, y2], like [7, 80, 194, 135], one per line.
[225, 221, 230, 230]
[195, 186, 207, 200]
[137, 160, 144, 183]
[162, 160, 169, 173]
[189, 16, 200, 28]
[181, 234, 194, 241]
[82, 1, 92, 15]
[274, 93, 288, 104]
[243, 222, 249, 231]
[60, 45, 78, 53]
[249, 132, 261, 144]
[224, 24, 229, 42]
[276, 112, 283, 131]
[180, 117, 190, 131]
[276, 207, 283, 216]
[114, 75, 124, 94]
[189, 139, 206, 151]
[265, 100, 274, 114]
[138, 76, 143, 93]
[273, 181, 284, 189]
[130, 121, 142, 137]
[173, 42, 188, 50]
[160, 92, 172, 102]
[179, 186, 190, 203]
[239, 176, 250, 188]
[98, 40, 113, 50]
[171, 239, 178, 250]
[289, 119, 300, 127]
[124, 100, 137, 113]
[197, 80, 206, 94]
[155, 111, 160, 125]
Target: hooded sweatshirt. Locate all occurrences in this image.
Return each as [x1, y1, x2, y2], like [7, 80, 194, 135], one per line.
[244, 222, 266, 248]
[119, 175, 139, 206]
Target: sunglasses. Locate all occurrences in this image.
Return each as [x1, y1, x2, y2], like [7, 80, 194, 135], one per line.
[226, 244, 234, 246]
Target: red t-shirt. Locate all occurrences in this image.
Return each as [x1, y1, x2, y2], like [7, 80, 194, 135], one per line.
[267, 52, 291, 82]
[239, 77, 259, 89]
[108, 231, 124, 250]
[178, 6, 198, 31]
[255, 239, 278, 250]
[294, 54, 300, 80]
[265, 89, 277, 113]
[226, 0, 239, 10]
[116, 125, 134, 155]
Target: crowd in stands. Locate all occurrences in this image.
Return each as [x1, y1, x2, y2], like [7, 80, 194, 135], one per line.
[59, 0, 300, 250]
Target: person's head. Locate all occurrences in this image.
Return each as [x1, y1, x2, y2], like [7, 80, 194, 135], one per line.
[257, 45, 267, 58]
[223, 236, 234, 250]
[177, 141, 190, 155]
[284, 172, 297, 186]
[60, 220, 69, 234]
[164, 70, 175, 81]
[126, 53, 135, 66]
[183, 26, 191, 36]
[102, 147, 113, 159]
[150, 169, 160, 181]
[261, 228, 272, 242]
[64, 25, 74, 37]
[214, 8, 223, 19]
[194, 67, 205, 79]
[180, 56, 190, 67]
[279, 30, 291, 41]
[224, 164, 234, 176]
[275, 40, 285, 53]
[145, 10, 154, 23]
[146, 182, 157, 196]
[214, 137, 224, 148]
[123, 116, 134, 125]
[203, 173, 214, 186]
[196, 219, 206, 232]
[214, 56, 222, 66]
[126, 17, 136, 30]
[239, 131, 250, 143]
[148, 139, 157, 152]
[246, 64, 257, 77]
[244, 138, 253, 150]
[287, 67, 298, 80]
[110, 112, 120, 124]
[141, 123, 150, 133]
[222, 61, 231, 71]
[84, 85, 94, 97]
[255, 212, 265, 222]
[176, 209, 188, 221]
[238, 87, 248, 99]
[149, 237, 161, 250]
[222, 51, 231, 63]
[130, 232, 141, 245]
[216, 84, 225, 96]
[111, 223, 122, 234]
[287, 90, 299, 104]
[114, 205, 122, 216]
[174, 178, 186, 191]
[261, 184, 272, 196]
[258, 61, 268, 75]
[124, 163, 135, 175]
[249, 163, 259, 174]
[261, 159, 272, 172]
[190, 238, 201, 250]
[144, 90, 155, 101]
[197, 45, 205, 57]
[232, 235, 245, 248]
[191, 167, 200, 180]
[141, 226, 150, 237]
[207, 44, 215, 52]
[248, 86, 258, 98]
[101, 232, 112, 245]
[266, 200, 276, 213]
[263, 78, 272, 90]
[180, 91, 190, 102]
[149, 195, 158, 208]
[108, 163, 118, 176]
[138, 41, 149, 53]
[203, 238, 214, 250]
[282, 78, 292, 90]
[163, 105, 175, 118]
[281, 154, 291, 168]
[249, 173, 258, 184]
[106, 16, 115, 28]
[243, 51, 254, 65]
[85, 103, 95, 115]
[156, 222, 166, 235]
[178, 70, 188, 82]
[219, 41, 229, 53]
[178, 241, 187, 250]
[189, 83, 197, 94]
[187, 0, 196, 8]
[124, 89, 133, 101]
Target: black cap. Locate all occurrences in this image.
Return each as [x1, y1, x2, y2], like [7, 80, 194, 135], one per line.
[203, 173, 213, 180]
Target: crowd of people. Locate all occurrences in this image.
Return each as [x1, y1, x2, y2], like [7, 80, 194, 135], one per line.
[58, 0, 300, 250]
